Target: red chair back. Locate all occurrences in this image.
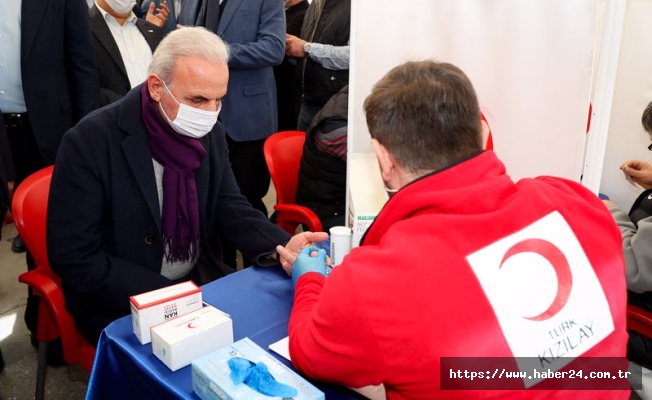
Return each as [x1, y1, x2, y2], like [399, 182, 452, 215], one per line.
[264, 131, 323, 234]
[13, 166, 58, 283]
[627, 304, 652, 338]
[13, 166, 95, 371]
[264, 130, 305, 205]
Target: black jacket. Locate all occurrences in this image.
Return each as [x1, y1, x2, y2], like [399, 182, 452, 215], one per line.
[90, 5, 164, 106]
[47, 85, 290, 344]
[296, 86, 348, 223]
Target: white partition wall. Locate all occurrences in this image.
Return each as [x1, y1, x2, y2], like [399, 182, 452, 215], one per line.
[596, 0, 652, 210]
[349, 0, 598, 182]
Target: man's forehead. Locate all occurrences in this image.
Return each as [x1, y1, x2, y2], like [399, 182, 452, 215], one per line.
[171, 58, 227, 82]
[169, 57, 228, 98]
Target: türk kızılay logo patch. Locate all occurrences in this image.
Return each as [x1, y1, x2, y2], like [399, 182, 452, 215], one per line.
[466, 211, 613, 388]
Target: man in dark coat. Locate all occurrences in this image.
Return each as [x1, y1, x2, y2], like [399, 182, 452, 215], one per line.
[47, 27, 326, 345]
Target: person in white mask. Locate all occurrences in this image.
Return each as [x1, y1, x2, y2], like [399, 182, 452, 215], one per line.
[46, 27, 327, 347]
[90, 0, 167, 106]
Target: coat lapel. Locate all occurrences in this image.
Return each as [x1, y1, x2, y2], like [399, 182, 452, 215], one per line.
[90, 5, 129, 79]
[120, 88, 162, 232]
[217, 0, 243, 34]
[21, 0, 49, 64]
[135, 19, 161, 53]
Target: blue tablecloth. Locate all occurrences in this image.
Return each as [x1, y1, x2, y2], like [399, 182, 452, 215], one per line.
[86, 257, 362, 399]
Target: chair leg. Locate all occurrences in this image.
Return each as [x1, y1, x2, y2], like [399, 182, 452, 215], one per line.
[35, 341, 48, 400]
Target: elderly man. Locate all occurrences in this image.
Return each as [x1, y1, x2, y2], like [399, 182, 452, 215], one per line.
[279, 61, 628, 398]
[47, 27, 326, 346]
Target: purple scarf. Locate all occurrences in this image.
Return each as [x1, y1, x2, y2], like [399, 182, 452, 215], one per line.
[141, 84, 207, 262]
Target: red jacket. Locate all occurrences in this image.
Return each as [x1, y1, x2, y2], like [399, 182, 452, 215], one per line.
[289, 151, 628, 399]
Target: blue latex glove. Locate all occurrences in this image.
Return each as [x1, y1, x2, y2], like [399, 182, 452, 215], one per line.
[292, 246, 327, 286]
[228, 357, 298, 398]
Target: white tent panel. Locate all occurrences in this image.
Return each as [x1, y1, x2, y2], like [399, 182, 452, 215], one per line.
[349, 0, 597, 181]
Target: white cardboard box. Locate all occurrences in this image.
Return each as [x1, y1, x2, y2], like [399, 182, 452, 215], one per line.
[130, 281, 202, 344]
[348, 153, 386, 247]
[151, 305, 233, 372]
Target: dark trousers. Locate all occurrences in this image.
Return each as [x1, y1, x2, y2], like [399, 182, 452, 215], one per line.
[5, 115, 45, 187]
[222, 135, 270, 268]
[297, 101, 324, 131]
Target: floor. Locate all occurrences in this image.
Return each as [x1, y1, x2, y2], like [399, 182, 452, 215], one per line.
[0, 222, 89, 400]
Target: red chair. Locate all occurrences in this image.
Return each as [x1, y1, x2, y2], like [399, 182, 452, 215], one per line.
[13, 166, 95, 400]
[627, 304, 652, 338]
[264, 131, 323, 234]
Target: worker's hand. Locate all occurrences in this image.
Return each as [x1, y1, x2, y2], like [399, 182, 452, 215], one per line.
[621, 160, 652, 189]
[289, 246, 327, 285]
[276, 231, 328, 274]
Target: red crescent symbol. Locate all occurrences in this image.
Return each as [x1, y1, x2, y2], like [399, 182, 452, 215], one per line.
[499, 239, 572, 321]
[187, 322, 198, 329]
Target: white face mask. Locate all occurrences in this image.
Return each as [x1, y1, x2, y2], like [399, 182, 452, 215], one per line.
[384, 186, 399, 199]
[105, 0, 136, 15]
[159, 80, 220, 139]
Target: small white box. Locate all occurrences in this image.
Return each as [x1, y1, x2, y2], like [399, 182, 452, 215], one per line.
[130, 281, 202, 344]
[348, 153, 386, 247]
[151, 305, 233, 372]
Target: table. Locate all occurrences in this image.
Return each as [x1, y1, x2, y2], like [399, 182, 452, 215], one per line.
[85, 263, 364, 399]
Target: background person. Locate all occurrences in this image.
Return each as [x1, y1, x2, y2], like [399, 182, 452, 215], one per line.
[192, 0, 286, 268]
[90, 0, 165, 106]
[603, 100, 652, 369]
[295, 85, 348, 230]
[284, 0, 350, 131]
[274, 0, 309, 131]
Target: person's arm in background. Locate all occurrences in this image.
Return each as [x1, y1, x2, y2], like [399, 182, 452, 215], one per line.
[285, 34, 349, 70]
[144, 0, 170, 29]
[621, 160, 652, 189]
[605, 201, 652, 293]
[65, 0, 101, 120]
[225, 0, 285, 70]
[605, 159, 652, 292]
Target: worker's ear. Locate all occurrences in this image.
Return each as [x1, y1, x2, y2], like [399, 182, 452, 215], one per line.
[371, 138, 398, 186]
[481, 119, 490, 149]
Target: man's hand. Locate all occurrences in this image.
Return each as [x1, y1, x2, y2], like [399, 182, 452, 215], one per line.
[290, 247, 327, 286]
[276, 231, 328, 275]
[146, 0, 170, 29]
[285, 34, 308, 58]
[621, 160, 652, 189]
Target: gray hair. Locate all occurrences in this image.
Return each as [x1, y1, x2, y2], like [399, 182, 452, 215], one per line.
[148, 26, 230, 84]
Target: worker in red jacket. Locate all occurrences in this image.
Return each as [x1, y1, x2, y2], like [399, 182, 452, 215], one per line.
[278, 60, 629, 399]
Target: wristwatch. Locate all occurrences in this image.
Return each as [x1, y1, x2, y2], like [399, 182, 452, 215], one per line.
[303, 42, 312, 56]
